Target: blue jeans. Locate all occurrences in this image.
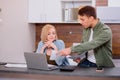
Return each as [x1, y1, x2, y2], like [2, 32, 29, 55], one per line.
[78, 58, 97, 67]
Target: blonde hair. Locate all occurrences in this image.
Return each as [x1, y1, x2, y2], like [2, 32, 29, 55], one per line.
[41, 24, 58, 42]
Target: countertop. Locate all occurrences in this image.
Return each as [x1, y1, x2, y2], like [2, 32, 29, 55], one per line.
[0, 65, 120, 78]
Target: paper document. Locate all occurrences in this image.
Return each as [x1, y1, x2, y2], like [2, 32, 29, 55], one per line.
[66, 55, 78, 66]
[68, 51, 87, 60]
[5, 63, 27, 68]
[48, 64, 56, 67]
[50, 50, 57, 60]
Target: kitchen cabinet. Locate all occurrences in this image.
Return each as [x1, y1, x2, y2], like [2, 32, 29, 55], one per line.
[61, 0, 92, 22]
[108, 0, 120, 7]
[97, 7, 120, 23]
[28, 0, 62, 23]
[61, 0, 79, 22]
[28, 0, 94, 23]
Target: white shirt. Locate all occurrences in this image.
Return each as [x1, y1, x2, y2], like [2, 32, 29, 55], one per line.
[87, 28, 96, 63]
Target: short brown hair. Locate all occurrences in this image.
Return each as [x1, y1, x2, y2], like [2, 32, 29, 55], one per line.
[41, 24, 58, 42]
[78, 6, 96, 19]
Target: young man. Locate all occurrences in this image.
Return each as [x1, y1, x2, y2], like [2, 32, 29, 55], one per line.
[59, 6, 115, 68]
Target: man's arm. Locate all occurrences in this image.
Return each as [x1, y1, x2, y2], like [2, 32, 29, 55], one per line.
[71, 27, 112, 54]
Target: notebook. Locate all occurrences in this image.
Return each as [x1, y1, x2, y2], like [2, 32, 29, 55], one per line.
[24, 52, 59, 70]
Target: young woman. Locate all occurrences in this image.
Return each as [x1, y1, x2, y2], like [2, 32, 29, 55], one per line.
[36, 24, 69, 66]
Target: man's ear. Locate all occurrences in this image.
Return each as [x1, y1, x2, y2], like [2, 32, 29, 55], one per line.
[89, 16, 94, 22]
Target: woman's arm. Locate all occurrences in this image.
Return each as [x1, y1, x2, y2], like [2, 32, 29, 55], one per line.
[36, 41, 46, 53]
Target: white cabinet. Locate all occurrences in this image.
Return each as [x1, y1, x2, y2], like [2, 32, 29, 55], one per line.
[97, 7, 120, 23]
[108, 0, 120, 7]
[28, 0, 62, 23]
[28, 0, 94, 23]
[45, 0, 62, 23]
[61, 0, 92, 22]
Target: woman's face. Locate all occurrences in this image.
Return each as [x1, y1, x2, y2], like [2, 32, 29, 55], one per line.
[47, 28, 56, 42]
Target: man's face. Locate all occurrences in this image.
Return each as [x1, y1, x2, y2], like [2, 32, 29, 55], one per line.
[78, 15, 92, 28]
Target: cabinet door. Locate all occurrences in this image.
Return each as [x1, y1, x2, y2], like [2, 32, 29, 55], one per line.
[28, 0, 62, 23]
[28, 0, 44, 23]
[45, 0, 62, 23]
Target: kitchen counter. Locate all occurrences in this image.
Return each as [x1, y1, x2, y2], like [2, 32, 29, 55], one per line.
[0, 65, 120, 80]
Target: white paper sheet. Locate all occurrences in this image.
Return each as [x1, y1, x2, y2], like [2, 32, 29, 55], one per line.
[5, 63, 27, 68]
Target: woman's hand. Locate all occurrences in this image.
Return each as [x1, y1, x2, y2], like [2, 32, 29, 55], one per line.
[45, 41, 57, 50]
[40, 41, 51, 53]
[49, 42, 58, 51]
[44, 41, 52, 48]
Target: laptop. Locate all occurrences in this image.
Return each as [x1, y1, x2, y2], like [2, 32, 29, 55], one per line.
[24, 52, 59, 71]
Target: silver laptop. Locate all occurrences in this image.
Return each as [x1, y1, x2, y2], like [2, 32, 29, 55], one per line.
[24, 52, 58, 70]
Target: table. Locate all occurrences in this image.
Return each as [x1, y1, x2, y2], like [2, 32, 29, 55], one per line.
[0, 65, 120, 80]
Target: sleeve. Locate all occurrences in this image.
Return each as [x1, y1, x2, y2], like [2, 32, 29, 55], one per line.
[55, 40, 65, 50]
[71, 27, 112, 54]
[54, 40, 69, 66]
[36, 41, 44, 53]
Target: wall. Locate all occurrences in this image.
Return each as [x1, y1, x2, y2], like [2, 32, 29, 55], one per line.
[0, 0, 35, 63]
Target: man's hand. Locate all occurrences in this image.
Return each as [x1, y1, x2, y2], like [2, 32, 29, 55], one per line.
[59, 48, 71, 56]
[73, 58, 81, 63]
